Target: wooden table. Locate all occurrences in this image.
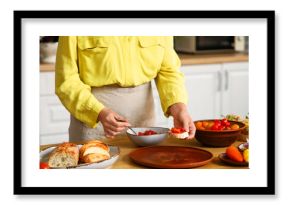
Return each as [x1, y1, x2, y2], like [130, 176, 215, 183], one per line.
[40, 136, 248, 169]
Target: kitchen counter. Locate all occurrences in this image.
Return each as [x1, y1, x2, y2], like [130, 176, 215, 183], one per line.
[179, 52, 248, 65]
[40, 53, 249, 72]
[40, 136, 248, 169]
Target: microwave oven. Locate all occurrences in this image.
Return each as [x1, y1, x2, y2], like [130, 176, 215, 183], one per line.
[174, 36, 248, 54]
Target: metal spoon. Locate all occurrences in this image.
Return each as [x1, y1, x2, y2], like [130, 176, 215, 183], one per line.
[127, 127, 138, 135]
[114, 117, 137, 135]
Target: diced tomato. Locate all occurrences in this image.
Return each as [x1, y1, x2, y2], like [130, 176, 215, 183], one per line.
[179, 128, 186, 132]
[40, 162, 49, 169]
[171, 128, 180, 133]
[138, 130, 157, 136]
[171, 127, 186, 134]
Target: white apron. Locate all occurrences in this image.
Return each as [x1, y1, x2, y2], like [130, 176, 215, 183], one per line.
[69, 82, 156, 142]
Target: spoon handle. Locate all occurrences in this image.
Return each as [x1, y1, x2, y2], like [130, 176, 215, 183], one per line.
[127, 127, 138, 135]
[114, 117, 137, 135]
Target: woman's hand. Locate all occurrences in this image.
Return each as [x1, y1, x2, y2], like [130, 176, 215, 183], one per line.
[168, 103, 196, 139]
[98, 108, 131, 138]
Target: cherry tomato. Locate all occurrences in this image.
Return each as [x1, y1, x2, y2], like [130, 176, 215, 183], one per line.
[206, 122, 214, 130]
[198, 126, 206, 130]
[221, 119, 229, 126]
[211, 124, 220, 131]
[214, 120, 221, 126]
[225, 121, 231, 127]
[40, 162, 49, 169]
[202, 121, 209, 128]
[195, 122, 203, 130]
[220, 126, 225, 130]
[231, 124, 240, 130]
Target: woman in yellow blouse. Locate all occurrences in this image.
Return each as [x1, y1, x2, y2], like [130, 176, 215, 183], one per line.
[55, 36, 196, 142]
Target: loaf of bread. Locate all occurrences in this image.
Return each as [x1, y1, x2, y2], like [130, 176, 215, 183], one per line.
[48, 142, 79, 168]
[79, 140, 110, 163]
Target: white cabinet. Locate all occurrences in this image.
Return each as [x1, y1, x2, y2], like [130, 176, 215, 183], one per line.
[221, 62, 249, 117]
[178, 62, 249, 121]
[180, 64, 222, 121]
[40, 72, 70, 145]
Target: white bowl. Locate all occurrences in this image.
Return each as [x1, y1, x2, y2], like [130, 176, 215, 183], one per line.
[126, 127, 169, 147]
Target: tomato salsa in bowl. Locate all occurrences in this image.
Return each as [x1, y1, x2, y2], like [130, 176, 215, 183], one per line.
[126, 127, 169, 147]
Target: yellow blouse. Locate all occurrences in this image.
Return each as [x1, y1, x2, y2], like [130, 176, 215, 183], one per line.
[55, 36, 187, 128]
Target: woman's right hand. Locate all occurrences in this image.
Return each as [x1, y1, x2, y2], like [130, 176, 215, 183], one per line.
[97, 108, 131, 138]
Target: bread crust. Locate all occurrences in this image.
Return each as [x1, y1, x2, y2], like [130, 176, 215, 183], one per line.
[48, 142, 79, 168]
[81, 153, 110, 163]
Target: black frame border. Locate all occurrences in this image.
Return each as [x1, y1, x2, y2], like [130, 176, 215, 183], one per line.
[13, 10, 275, 195]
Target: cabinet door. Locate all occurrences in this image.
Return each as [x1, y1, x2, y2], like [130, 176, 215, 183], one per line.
[180, 64, 222, 121]
[221, 62, 249, 117]
[40, 72, 70, 145]
[40, 96, 70, 135]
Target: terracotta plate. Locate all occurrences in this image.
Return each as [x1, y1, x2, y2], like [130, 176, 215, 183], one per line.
[129, 146, 213, 168]
[218, 153, 249, 167]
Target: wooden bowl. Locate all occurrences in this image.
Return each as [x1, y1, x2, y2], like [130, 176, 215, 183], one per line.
[194, 120, 246, 147]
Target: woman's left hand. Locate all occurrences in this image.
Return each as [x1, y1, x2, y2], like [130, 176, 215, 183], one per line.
[168, 103, 196, 139]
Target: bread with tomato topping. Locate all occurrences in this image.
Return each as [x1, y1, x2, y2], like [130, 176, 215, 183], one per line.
[48, 142, 79, 168]
[169, 127, 189, 139]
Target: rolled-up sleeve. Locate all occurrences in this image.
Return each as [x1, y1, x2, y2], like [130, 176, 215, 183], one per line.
[55, 36, 104, 128]
[155, 37, 188, 117]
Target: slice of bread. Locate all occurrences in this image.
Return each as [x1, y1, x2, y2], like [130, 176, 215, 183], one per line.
[48, 142, 79, 168]
[81, 153, 110, 164]
[79, 140, 110, 163]
[170, 132, 189, 139]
